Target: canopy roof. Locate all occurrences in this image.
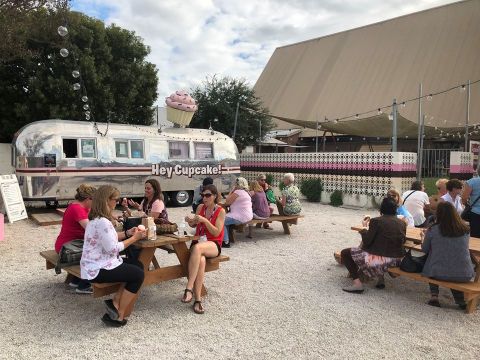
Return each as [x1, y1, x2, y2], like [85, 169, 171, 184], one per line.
[253, 0, 480, 138]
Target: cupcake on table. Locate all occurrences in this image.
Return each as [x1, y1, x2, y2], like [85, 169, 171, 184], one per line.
[165, 90, 198, 126]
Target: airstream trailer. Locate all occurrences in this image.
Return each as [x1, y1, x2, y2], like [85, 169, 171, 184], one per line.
[12, 119, 240, 206]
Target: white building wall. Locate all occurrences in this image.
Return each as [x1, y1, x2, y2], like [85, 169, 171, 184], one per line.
[0, 144, 13, 175]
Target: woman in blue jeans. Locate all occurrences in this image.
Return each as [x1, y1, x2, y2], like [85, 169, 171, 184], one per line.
[222, 177, 253, 247]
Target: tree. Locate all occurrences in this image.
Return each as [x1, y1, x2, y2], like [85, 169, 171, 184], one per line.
[0, 7, 158, 142]
[190, 75, 274, 151]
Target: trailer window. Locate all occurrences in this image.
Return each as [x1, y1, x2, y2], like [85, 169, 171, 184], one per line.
[63, 138, 78, 158]
[194, 143, 213, 159]
[81, 139, 96, 158]
[130, 140, 144, 159]
[169, 142, 189, 159]
[115, 141, 129, 158]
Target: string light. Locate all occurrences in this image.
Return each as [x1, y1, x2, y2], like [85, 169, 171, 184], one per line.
[426, 94, 433, 101]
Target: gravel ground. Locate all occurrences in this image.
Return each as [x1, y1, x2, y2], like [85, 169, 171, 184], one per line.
[1, 202, 479, 360]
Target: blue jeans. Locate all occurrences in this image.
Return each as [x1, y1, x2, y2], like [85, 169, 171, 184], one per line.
[223, 217, 243, 244]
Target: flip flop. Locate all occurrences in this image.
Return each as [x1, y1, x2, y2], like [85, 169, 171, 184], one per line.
[193, 300, 205, 314]
[104, 299, 119, 320]
[181, 288, 193, 303]
[101, 313, 127, 327]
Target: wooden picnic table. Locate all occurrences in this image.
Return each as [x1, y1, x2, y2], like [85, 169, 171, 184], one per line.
[40, 233, 229, 317]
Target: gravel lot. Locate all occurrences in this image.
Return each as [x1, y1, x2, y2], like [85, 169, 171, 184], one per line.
[0, 202, 479, 360]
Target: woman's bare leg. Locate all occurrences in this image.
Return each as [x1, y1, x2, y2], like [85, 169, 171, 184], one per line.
[193, 256, 206, 300]
[185, 242, 218, 300]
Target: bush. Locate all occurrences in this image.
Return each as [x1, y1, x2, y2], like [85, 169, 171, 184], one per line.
[300, 178, 322, 202]
[279, 181, 285, 191]
[330, 190, 343, 207]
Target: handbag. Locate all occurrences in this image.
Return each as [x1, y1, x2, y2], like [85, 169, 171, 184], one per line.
[461, 195, 480, 222]
[399, 250, 427, 273]
[55, 239, 84, 274]
[154, 217, 178, 234]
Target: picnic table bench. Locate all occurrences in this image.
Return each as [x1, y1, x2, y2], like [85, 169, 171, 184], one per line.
[228, 214, 304, 243]
[333, 225, 480, 314]
[40, 234, 229, 316]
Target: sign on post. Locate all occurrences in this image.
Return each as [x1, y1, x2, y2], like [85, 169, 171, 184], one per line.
[0, 174, 28, 223]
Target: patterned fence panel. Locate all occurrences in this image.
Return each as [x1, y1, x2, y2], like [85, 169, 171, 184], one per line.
[240, 152, 417, 201]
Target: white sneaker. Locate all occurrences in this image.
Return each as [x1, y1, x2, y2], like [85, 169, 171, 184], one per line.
[68, 281, 79, 288]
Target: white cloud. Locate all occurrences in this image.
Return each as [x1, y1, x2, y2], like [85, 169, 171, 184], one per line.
[72, 0, 458, 104]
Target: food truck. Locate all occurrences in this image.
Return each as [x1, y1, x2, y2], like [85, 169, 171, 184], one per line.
[12, 119, 240, 206]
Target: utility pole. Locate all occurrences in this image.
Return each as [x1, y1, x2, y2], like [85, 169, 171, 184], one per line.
[417, 83, 423, 180]
[233, 101, 240, 141]
[465, 80, 471, 151]
[392, 98, 398, 152]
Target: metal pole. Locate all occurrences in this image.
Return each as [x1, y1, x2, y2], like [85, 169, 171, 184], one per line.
[315, 116, 319, 153]
[417, 83, 423, 180]
[392, 99, 398, 152]
[419, 114, 426, 180]
[465, 80, 471, 151]
[258, 119, 262, 153]
[233, 101, 239, 140]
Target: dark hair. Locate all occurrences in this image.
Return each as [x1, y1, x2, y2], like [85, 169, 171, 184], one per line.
[435, 202, 469, 237]
[202, 177, 214, 187]
[143, 179, 163, 212]
[380, 197, 398, 216]
[202, 184, 218, 203]
[446, 179, 462, 192]
[411, 180, 424, 191]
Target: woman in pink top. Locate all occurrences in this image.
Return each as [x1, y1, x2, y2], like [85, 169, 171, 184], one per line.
[222, 177, 253, 247]
[55, 184, 96, 293]
[183, 184, 225, 314]
[122, 179, 168, 222]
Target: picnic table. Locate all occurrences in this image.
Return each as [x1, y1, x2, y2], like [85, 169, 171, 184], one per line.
[40, 233, 229, 317]
[334, 225, 480, 313]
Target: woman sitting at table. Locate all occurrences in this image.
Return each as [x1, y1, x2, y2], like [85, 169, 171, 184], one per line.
[247, 180, 271, 238]
[183, 184, 225, 314]
[386, 189, 414, 227]
[55, 184, 96, 294]
[80, 185, 146, 327]
[122, 179, 169, 222]
[422, 202, 474, 309]
[222, 177, 253, 248]
[278, 173, 302, 216]
[341, 197, 406, 294]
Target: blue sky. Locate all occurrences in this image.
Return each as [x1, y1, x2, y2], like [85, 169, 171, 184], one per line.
[69, 0, 458, 105]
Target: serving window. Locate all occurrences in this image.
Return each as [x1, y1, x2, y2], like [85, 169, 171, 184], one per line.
[115, 139, 144, 159]
[62, 138, 96, 159]
[169, 141, 189, 159]
[194, 142, 214, 159]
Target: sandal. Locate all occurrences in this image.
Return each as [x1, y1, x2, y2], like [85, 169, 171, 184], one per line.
[263, 224, 273, 230]
[193, 300, 205, 314]
[181, 288, 193, 303]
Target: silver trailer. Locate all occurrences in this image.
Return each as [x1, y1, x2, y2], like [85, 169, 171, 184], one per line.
[12, 119, 240, 206]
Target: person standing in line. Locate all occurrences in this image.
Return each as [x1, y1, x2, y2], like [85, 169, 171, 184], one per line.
[402, 180, 430, 228]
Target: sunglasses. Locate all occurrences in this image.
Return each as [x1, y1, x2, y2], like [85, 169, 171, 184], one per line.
[201, 193, 213, 198]
[259, 179, 266, 181]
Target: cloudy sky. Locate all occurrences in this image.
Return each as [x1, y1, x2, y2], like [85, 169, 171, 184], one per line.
[70, 0, 458, 105]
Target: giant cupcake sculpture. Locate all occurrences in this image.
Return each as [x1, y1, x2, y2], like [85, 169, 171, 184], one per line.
[165, 90, 198, 127]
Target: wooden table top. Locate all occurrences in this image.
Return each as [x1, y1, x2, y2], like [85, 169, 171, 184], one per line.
[136, 233, 199, 248]
[351, 225, 480, 255]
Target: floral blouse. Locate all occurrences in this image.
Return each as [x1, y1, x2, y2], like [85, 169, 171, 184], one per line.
[80, 217, 125, 280]
[281, 184, 302, 215]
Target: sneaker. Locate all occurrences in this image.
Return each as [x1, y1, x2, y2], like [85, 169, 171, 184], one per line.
[222, 241, 230, 248]
[76, 286, 93, 294]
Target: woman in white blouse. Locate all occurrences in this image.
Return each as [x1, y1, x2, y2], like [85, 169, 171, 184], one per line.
[80, 185, 146, 327]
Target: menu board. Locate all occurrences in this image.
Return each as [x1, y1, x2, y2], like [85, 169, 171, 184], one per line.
[0, 174, 28, 223]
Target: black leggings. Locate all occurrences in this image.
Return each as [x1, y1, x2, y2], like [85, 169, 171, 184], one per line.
[91, 258, 144, 294]
[341, 248, 359, 280]
[469, 212, 480, 238]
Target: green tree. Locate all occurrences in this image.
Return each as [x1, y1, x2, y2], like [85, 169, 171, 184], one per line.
[0, 7, 158, 142]
[190, 75, 274, 151]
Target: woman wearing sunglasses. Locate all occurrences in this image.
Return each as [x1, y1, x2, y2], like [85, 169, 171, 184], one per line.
[183, 184, 225, 314]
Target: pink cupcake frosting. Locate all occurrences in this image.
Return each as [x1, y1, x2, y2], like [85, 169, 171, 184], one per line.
[165, 90, 198, 112]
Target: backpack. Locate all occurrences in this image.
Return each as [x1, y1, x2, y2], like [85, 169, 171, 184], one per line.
[55, 239, 84, 274]
[265, 188, 276, 204]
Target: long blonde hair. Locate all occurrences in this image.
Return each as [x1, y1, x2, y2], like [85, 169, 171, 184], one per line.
[88, 185, 120, 221]
[249, 180, 263, 193]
